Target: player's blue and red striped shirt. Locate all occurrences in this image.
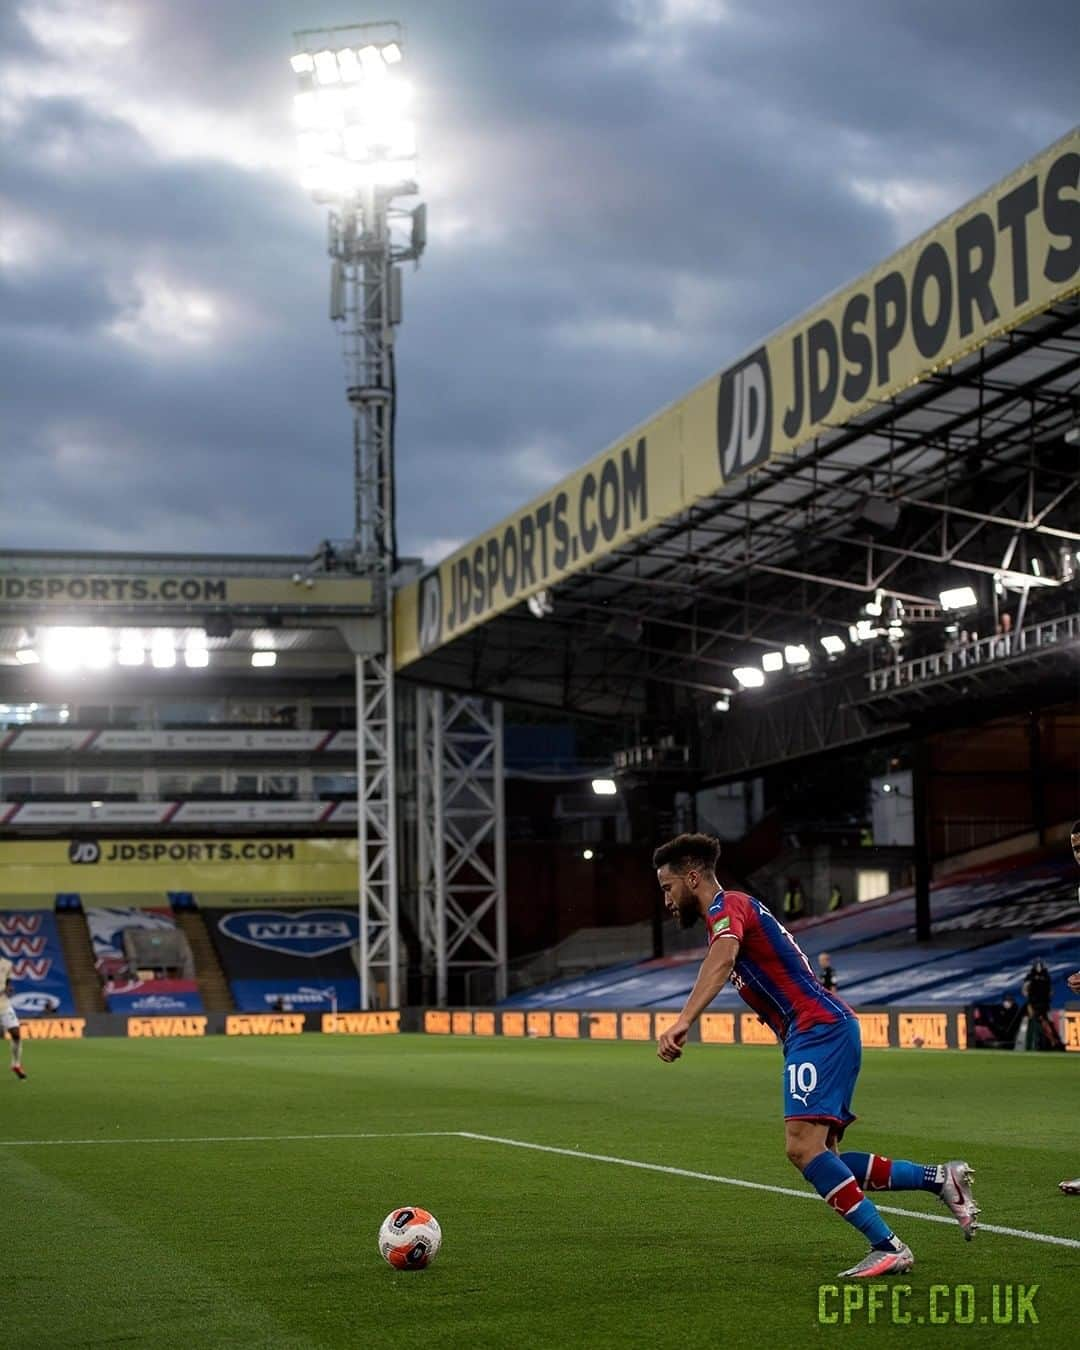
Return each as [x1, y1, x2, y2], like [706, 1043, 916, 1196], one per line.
[705, 889, 853, 1041]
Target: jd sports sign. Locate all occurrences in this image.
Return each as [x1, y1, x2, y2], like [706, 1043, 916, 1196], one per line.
[394, 130, 1080, 669]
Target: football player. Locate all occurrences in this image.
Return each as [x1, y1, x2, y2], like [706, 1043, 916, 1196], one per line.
[1058, 821, 1080, 1195]
[654, 833, 977, 1278]
[0, 954, 28, 1080]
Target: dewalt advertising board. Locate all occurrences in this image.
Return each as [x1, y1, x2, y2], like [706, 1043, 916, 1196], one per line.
[0, 837, 358, 904]
[395, 129, 1079, 668]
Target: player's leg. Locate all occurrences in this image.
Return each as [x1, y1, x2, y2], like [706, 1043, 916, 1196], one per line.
[784, 1019, 911, 1276]
[837, 1152, 978, 1238]
[4, 1009, 27, 1079]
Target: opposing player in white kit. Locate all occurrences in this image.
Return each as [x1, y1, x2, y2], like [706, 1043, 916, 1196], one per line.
[0, 955, 28, 1080]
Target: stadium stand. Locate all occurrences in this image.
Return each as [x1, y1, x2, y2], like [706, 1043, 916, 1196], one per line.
[502, 859, 1080, 1012]
[202, 902, 362, 1012]
[0, 910, 77, 1016]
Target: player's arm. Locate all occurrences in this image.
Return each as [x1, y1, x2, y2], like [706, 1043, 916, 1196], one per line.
[657, 936, 738, 1062]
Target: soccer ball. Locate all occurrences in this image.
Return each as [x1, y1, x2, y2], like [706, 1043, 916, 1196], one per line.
[378, 1207, 442, 1270]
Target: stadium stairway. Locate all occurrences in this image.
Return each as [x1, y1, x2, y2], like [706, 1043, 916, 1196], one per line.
[174, 910, 234, 1012]
[55, 911, 106, 1014]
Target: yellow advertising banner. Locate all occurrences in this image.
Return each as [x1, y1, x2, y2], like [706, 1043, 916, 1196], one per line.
[396, 129, 1080, 667]
[0, 572, 373, 611]
[0, 837, 357, 902]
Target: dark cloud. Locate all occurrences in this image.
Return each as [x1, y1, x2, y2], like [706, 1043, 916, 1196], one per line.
[0, 0, 1075, 561]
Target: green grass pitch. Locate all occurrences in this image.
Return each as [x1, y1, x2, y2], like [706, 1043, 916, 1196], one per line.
[4, 1036, 1077, 1348]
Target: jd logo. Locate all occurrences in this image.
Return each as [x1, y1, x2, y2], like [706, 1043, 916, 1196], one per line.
[68, 840, 101, 864]
[417, 571, 443, 654]
[717, 347, 772, 481]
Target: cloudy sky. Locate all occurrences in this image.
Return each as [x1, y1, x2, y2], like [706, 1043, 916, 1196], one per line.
[1, 0, 1076, 565]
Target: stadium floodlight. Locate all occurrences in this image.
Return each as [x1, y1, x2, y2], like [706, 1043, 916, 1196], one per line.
[83, 628, 113, 671]
[1029, 557, 1042, 578]
[713, 694, 731, 712]
[291, 34, 417, 203]
[849, 620, 877, 644]
[42, 628, 82, 671]
[761, 651, 784, 673]
[151, 633, 176, 669]
[313, 49, 341, 84]
[582, 848, 595, 861]
[15, 647, 39, 664]
[733, 666, 765, 689]
[117, 634, 145, 667]
[184, 633, 210, 669]
[784, 644, 811, 667]
[939, 585, 978, 611]
[820, 635, 846, 656]
[251, 650, 277, 668]
[591, 778, 617, 796]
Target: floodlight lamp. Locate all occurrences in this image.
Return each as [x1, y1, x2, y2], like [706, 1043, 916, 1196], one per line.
[42, 628, 82, 671]
[882, 783, 892, 793]
[761, 651, 784, 673]
[591, 778, 617, 796]
[1030, 557, 1042, 577]
[337, 48, 362, 82]
[117, 642, 144, 667]
[939, 585, 977, 611]
[863, 600, 882, 618]
[359, 44, 383, 75]
[821, 635, 846, 656]
[251, 650, 277, 668]
[313, 49, 341, 85]
[151, 642, 176, 669]
[382, 41, 403, 64]
[290, 53, 314, 75]
[733, 667, 765, 689]
[713, 694, 730, 713]
[582, 849, 595, 861]
[15, 647, 39, 664]
[853, 620, 876, 642]
[784, 644, 811, 666]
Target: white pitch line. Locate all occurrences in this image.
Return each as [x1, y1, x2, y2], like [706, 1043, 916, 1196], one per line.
[458, 1131, 1080, 1251]
[0, 1130, 459, 1148]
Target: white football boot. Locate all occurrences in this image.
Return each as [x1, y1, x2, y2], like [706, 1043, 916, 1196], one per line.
[1058, 1177, 1080, 1195]
[938, 1160, 979, 1239]
[838, 1241, 915, 1279]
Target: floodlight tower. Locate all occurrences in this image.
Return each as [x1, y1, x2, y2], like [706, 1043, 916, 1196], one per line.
[290, 23, 425, 1008]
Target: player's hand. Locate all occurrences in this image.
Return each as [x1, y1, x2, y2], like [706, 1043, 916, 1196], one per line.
[1067, 972, 1080, 995]
[657, 1020, 689, 1062]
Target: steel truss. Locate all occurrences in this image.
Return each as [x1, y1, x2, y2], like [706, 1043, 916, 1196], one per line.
[407, 304, 1079, 762]
[416, 689, 507, 1004]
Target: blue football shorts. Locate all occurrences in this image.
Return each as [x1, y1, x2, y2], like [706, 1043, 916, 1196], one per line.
[781, 1015, 862, 1131]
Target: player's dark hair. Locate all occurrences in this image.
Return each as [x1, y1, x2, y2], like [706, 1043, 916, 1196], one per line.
[652, 833, 721, 876]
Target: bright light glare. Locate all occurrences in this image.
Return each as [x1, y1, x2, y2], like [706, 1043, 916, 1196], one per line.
[713, 695, 730, 712]
[42, 628, 84, 671]
[290, 53, 314, 74]
[882, 783, 893, 793]
[761, 651, 784, 673]
[313, 49, 341, 84]
[359, 44, 383, 74]
[939, 586, 977, 611]
[185, 648, 209, 669]
[83, 629, 113, 670]
[382, 42, 403, 64]
[821, 635, 846, 656]
[784, 644, 811, 666]
[251, 650, 277, 668]
[337, 48, 362, 82]
[15, 648, 39, 665]
[591, 778, 617, 796]
[733, 667, 765, 689]
[151, 633, 176, 669]
[1030, 557, 1042, 577]
[117, 641, 144, 667]
[582, 849, 595, 861]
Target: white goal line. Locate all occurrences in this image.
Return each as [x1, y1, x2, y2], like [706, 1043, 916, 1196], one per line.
[4, 1127, 1077, 1251]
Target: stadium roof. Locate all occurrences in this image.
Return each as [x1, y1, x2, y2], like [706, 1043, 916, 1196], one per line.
[392, 131, 1080, 770]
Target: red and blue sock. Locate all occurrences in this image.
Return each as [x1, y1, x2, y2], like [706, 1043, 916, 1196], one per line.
[802, 1151, 898, 1251]
[840, 1151, 944, 1194]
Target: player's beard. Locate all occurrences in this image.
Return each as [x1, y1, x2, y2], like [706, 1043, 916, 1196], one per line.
[674, 893, 700, 929]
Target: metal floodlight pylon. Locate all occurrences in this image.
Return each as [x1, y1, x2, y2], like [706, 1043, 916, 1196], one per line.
[292, 19, 423, 1009]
